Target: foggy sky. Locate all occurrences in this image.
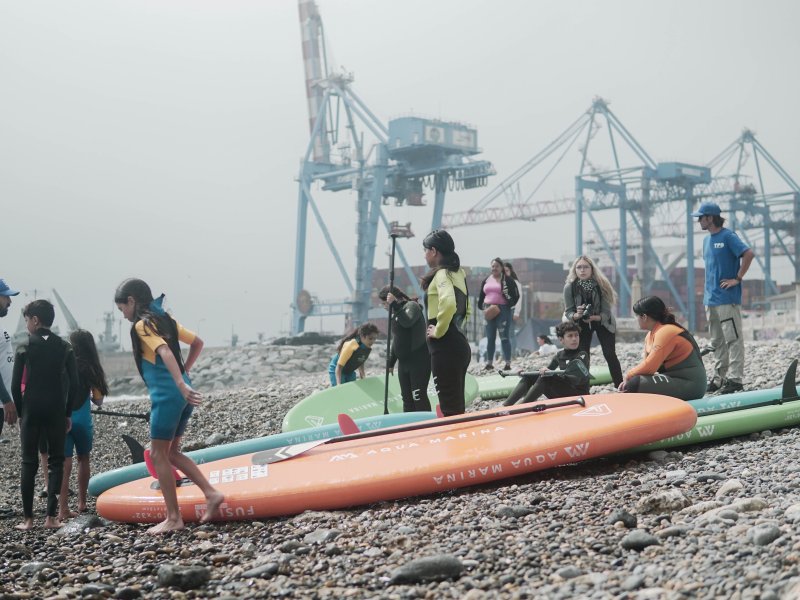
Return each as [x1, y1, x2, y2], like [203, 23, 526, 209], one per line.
[1, 0, 798, 347]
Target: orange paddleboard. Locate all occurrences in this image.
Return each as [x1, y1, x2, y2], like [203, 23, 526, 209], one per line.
[96, 393, 695, 523]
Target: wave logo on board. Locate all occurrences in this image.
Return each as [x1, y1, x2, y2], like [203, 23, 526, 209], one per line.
[305, 415, 324, 427]
[573, 404, 612, 417]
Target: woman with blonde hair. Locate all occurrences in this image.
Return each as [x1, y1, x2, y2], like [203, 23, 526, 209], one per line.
[563, 255, 623, 387]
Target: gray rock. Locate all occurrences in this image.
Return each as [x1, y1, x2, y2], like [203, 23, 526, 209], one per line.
[748, 524, 781, 546]
[205, 432, 227, 447]
[20, 561, 51, 577]
[303, 528, 341, 544]
[495, 504, 534, 518]
[607, 508, 637, 528]
[389, 554, 464, 584]
[241, 562, 279, 579]
[157, 564, 211, 590]
[621, 574, 646, 591]
[636, 489, 690, 514]
[620, 530, 660, 551]
[695, 471, 726, 482]
[56, 514, 106, 536]
[654, 525, 689, 539]
[785, 503, 800, 522]
[114, 588, 142, 600]
[556, 565, 583, 579]
[716, 478, 744, 498]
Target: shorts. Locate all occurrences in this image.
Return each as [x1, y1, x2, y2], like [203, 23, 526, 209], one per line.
[142, 358, 195, 441]
[65, 421, 93, 457]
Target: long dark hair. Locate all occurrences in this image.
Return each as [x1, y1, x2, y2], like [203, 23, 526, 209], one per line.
[633, 296, 678, 326]
[503, 261, 519, 281]
[336, 323, 379, 353]
[421, 230, 461, 291]
[114, 278, 185, 377]
[378, 286, 412, 303]
[69, 329, 109, 397]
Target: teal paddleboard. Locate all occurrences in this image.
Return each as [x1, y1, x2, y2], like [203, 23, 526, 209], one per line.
[88, 411, 435, 497]
[281, 373, 479, 432]
[476, 365, 613, 400]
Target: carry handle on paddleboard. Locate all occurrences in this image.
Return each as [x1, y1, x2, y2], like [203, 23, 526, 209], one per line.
[255, 396, 587, 466]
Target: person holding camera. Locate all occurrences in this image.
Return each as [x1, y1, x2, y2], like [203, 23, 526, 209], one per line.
[563, 255, 623, 387]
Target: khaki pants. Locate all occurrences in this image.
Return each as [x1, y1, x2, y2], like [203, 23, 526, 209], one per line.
[706, 304, 745, 385]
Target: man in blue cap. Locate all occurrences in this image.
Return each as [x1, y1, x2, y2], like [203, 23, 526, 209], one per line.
[0, 278, 21, 434]
[692, 202, 755, 394]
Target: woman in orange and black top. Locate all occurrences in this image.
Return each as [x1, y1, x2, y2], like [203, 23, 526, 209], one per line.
[619, 296, 707, 401]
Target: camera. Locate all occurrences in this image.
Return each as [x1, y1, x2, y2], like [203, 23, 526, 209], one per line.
[581, 304, 592, 321]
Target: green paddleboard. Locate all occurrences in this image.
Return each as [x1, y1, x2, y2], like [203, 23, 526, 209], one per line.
[476, 365, 613, 400]
[281, 373, 479, 432]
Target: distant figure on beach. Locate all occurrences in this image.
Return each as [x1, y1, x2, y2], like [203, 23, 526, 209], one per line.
[379, 287, 431, 412]
[504, 261, 523, 357]
[328, 323, 379, 386]
[421, 230, 471, 416]
[502, 321, 590, 406]
[619, 296, 706, 401]
[11, 299, 78, 530]
[563, 255, 623, 388]
[536, 334, 557, 356]
[57, 329, 109, 521]
[115, 278, 224, 534]
[692, 202, 755, 395]
[477, 257, 519, 371]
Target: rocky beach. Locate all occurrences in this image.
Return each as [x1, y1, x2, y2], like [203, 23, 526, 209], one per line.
[1, 339, 800, 599]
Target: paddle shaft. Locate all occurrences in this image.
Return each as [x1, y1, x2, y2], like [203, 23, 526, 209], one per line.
[92, 409, 150, 422]
[335, 397, 587, 444]
[384, 233, 398, 415]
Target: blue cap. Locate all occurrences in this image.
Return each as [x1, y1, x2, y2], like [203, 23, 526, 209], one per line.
[0, 279, 19, 296]
[691, 202, 722, 217]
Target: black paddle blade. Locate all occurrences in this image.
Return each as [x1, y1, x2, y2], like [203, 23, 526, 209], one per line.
[122, 434, 146, 465]
[781, 359, 799, 402]
[562, 360, 590, 387]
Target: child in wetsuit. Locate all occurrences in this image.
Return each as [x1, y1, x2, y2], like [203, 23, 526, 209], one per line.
[10, 300, 79, 530]
[502, 321, 590, 406]
[115, 278, 224, 534]
[328, 323, 379, 386]
[58, 329, 109, 521]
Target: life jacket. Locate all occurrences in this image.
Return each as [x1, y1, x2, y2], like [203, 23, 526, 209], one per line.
[341, 339, 372, 374]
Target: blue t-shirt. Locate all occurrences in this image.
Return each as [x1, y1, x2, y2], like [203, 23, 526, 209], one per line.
[703, 228, 749, 306]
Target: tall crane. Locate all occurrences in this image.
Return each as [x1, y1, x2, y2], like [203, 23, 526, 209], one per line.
[292, 0, 494, 334]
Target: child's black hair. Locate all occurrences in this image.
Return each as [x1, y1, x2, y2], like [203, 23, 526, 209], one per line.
[23, 299, 55, 327]
[555, 321, 580, 338]
[336, 323, 379, 353]
[69, 329, 110, 399]
[538, 334, 552, 345]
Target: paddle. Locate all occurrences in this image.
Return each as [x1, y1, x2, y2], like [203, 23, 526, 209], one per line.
[498, 359, 590, 389]
[254, 396, 587, 465]
[92, 408, 150, 422]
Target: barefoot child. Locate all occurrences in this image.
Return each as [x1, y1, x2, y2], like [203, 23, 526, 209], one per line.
[58, 329, 109, 520]
[10, 300, 79, 530]
[115, 278, 223, 534]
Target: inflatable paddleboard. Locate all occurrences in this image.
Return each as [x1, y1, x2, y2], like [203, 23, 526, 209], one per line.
[88, 411, 435, 497]
[281, 373, 479, 432]
[97, 393, 696, 523]
[477, 365, 613, 400]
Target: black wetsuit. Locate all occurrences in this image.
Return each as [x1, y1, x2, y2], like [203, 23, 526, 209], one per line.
[11, 328, 78, 519]
[503, 347, 590, 406]
[388, 300, 431, 412]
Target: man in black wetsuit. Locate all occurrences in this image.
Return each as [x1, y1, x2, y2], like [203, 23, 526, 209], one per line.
[10, 299, 78, 530]
[503, 321, 590, 406]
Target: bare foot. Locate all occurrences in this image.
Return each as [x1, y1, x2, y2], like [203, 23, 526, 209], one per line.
[15, 518, 34, 531]
[58, 510, 78, 521]
[77, 503, 87, 513]
[199, 491, 225, 523]
[147, 518, 184, 534]
[44, 516, 63, 529]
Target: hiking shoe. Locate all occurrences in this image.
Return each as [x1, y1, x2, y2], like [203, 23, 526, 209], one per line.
[483, 363, 494, 371]
[706, 381, 721, 393]
[38, 489, 47, 499]
[718, 380, 744, 395]
[504, 363, 511, 371]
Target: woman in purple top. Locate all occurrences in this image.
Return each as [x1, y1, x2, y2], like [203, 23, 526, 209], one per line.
[477, 257, 519, 371]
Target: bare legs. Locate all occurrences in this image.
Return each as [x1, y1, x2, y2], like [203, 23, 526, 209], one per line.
[58, 455, 89, 520]
[147, 436, 224, 534]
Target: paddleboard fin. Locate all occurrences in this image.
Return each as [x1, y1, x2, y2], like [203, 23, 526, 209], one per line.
[337, 413, 361, 435]
[781, 359, 799, 402]
[122, 434, 145, 465]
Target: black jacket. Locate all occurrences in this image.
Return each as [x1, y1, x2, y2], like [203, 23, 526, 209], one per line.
[477, 274, 520, 310]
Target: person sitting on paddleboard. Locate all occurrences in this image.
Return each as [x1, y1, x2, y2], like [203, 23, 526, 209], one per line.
[619, 296, 707, 401]
[502, 321, 590, 406]
[328, 323, 379, 387]
[57, 329, 109, 521]
[421, 230, 471, 417]
[379, 286, 431, 412]
[115, 278, 224, 534]
[536, 334, 557, 356]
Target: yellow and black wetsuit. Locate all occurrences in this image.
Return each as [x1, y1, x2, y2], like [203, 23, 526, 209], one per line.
[425, 268, 471, 416]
